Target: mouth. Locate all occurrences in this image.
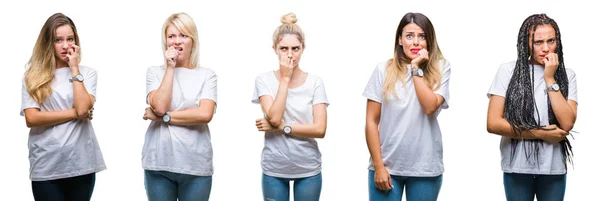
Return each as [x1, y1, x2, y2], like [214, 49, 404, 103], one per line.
[174, 47, 183, 52]
[60, 52, 68, 57]
[410, 48, 421, 54]
[539, 54, 546, 58]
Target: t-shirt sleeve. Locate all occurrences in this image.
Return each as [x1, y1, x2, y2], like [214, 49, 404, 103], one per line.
[199, 69, 217, 104]
[313, 77, 329, 106]
[434, 60, 451, 109]
[487, 64, 512, 98]
[251, 75, 270, 104]
[566, 68, 578, 103]
[362, 65, 384, 103]
[20, 78, 40, 116]
[146, 67, 161, 104]
[84, 68, 98, 101]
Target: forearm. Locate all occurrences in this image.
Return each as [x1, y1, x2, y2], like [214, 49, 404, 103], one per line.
[487, 118, 539, 140]
[150, 68, 175, 115]
[71, 69, 93, 117]
[365, 122, 385, 170]
[266, 80, 289, 127]
[278, 122, 326, 138]
[546, 80, 576, 131]
[413, 77, 441, 115]
[168, 107, 214, 126]
[25, 108, 77, 128]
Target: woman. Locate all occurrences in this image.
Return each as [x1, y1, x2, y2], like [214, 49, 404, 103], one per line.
[142, 12, 217, 201]
[486, 13, 577, 201]
[253, 13, 329, 201]
[20, 13, 106, 201]
[363, 12, 451, 201]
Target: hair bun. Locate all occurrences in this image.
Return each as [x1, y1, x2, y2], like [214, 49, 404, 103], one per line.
[281, 13, 297, 24]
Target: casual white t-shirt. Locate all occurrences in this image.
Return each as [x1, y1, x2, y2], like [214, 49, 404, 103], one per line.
[252, 71, 329, 178]
[20, 66, 106, 181]
[487, 61, 577, 175]
[363, 60, 451, 177]
[143, 66, 217, 176]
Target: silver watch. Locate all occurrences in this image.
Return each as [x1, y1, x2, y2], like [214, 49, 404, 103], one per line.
[545, 83, 560, 93]
[69, 74, 84, 83]
[162, 111, 171, 123]
[283, 124, 292, 135]
[412, 68, 423, 77]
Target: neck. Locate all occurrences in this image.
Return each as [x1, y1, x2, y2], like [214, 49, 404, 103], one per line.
[176, 59, 193, 68]
[56, 60, 69, 68]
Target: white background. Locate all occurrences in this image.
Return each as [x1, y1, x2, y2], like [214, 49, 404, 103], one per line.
[1, 0, 597, 200]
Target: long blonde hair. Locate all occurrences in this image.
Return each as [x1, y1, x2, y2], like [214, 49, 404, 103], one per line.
[161, 12, 200, 68]
[24, 13, 80, 104]
[272, 13, 305, 48]
[384, 12, 445, 99]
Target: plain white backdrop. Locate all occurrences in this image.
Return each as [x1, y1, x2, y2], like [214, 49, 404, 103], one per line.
[1, 0, 597, 200]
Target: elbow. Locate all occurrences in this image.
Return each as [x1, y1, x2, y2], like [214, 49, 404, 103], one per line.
[424, 106, 438, 115]
[25, 117, 36, 128]
[268, 118, 282, 128]
[75, 109, 89, 118]
[198, 113, 214, 124]
[487, 120, 498, 134]
[315, 127, 327, 138]
[561, 123, 574, 133]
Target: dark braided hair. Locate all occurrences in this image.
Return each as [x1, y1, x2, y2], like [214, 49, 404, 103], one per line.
[504, 13, 572, 168]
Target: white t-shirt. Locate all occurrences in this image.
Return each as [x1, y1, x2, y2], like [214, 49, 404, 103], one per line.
[363, 60, 451, 177]
[252, 71, 329, 178]
[143, 66, 217, 176]
[20, 66, 106, 181]
[487, 61, 577, 175]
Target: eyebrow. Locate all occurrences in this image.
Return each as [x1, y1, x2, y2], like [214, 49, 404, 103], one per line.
[280, 46, 301, 48]
[533, 37, 556, 42]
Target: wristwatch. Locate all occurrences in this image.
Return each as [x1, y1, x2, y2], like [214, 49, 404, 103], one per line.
[162, 111, 171, 123]
[545, 83, 560, 93]
[69, 74, 84, 83]
[283, 124, 292, 135]
[412, 68, 423, 77]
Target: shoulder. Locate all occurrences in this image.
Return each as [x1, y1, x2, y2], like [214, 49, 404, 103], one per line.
[78, 65, 96, 74]
[565, 68, 576, 78]
[376, 60, 389, 72]
[196, 66, 216, 75]
[499, 60, 517, 71]
[147, 65, 163, 73]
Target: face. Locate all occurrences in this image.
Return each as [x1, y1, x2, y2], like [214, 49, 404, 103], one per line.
[274, 34, 303, 67]
[398, 23, 427, 60]
[54, 24, 75, 66]
[529, 24, 557, 65]
[166, 25, 193, 63]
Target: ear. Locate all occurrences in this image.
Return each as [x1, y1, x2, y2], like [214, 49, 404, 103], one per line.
[398, 38, 403, 46]
[272, 45, 278, 54]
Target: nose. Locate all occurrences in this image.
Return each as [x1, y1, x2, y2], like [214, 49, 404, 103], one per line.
[286, 49, 292, 57]
[412, 37, 419, 46]
[541, 42, 549, 52]
[61, 41, 70, 50]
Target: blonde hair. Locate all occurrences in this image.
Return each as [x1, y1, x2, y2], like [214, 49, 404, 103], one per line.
[25, 13, 80, 104]
[384, 12, 444, 99]
[272, 13, 305, 48]
[161, 12, 199, 68]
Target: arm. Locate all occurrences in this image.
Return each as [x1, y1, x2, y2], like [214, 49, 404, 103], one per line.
[148, 67, 174, 116]
[167, 99, 216, 126]
[261, 79, 289, 127]
[276, 103, 327, 138]
[545, 78, 578, 132]
[486, 95, 567, 142]
[413, 75, 445, 115]
[24, 108, 77, 128]
[67, 45, 94, 117]
[365, 100, 393, 190]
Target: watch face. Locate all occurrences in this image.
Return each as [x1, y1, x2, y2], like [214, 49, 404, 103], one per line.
[417, 69, 424, 76]
[283, 126, 291, 134]
[76, 74, 84, 81]
[552, 84, 560, 91]
[163, 115, 170, 122]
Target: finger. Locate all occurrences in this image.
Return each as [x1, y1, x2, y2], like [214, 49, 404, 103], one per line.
[388, 175, 393, 189]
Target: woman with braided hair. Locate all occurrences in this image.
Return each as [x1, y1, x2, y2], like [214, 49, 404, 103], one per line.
[487, 13, 578, 201]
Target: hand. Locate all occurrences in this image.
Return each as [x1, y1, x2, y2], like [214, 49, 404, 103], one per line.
[543, 53, 559, 80]
[374, 167, 394, 191]
[143, 107, 159, 121]
[531, 124, 568, 143]
[256, 118, 277, 132]
[66, 44, 81, 68]
[76, 107, 94, 120]
[279, 53, 294, 80]
[164, 46, 179, 68]
[410, 48, 429, 67]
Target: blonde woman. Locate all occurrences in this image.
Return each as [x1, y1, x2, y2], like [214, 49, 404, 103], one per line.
[141, 12, 217, 201]
[20, 13, 105, 201]
[363, 12, 451, 201]
[253, 13, 329, 201]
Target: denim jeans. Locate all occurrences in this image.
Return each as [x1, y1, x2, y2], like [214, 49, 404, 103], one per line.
[144, 170, 212, 201]
[368, 170, 442, 201]
[262, 172, 322, 201]
[31, 173, 96, 201]
[504, 173, 566, 201]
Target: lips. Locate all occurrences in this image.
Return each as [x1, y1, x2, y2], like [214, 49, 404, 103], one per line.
[410, 48, 421, 54]
[174, 47, 183, 51]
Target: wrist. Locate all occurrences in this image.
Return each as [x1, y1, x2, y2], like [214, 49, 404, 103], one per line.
[544, 77, 556, 85]
[373, 163, 386, 171]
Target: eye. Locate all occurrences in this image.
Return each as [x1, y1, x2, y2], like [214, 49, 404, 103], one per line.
[418, 35, 426, 40]
[168, 35, 174, 39]
[292, 47, 300, 51]
[67, 38, 74, 42]
[56, 39, 62, 43]
[181, 34, 188, 38]
[280, 47, 288, 51]
[548, 39, 556, 44]
[534, 41, 542, 45]
[406, 35, 413, 39]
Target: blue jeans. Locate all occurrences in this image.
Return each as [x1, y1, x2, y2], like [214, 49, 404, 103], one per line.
[368, 170, 442, 201]
[144, 170, 212, 201]
[504, 173, 566, 201]
[31, 173, 96, 201]
[262, 173, 322, 201]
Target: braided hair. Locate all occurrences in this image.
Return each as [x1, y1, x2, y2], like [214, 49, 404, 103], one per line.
[504, 13, 572, 168]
